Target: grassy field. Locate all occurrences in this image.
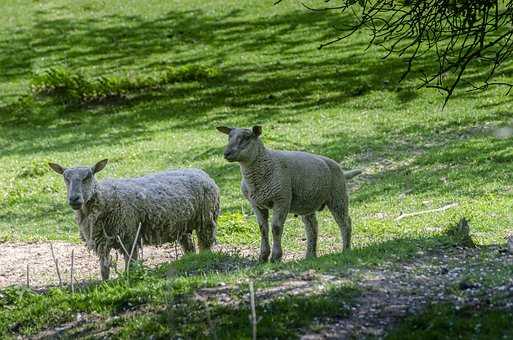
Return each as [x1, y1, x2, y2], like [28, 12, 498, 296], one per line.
[1, 0, 513, 338]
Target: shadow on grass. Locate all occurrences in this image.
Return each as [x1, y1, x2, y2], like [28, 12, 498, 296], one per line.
[386, 303, 513, 340]
[120, 283, 357, 339]
[162, 230, 472, 279]
[0, 6, 442, 157]
[0, 230, 499, 338]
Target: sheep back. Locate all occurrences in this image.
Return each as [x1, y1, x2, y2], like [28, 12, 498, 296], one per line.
[78, 169, 220, 255]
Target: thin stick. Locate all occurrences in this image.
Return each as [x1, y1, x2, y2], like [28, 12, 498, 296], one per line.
[140, 237, 144, 263]
[116, 236, 130, 272]
[26, 264, 30, 288]
[395, 203, 459, 222]
[50, 243, 63, 286]
[70, 249, 75, 294]
[128, 223, 142, 268]
[249, 281, 257, 340]
[116, 236, 130, 258]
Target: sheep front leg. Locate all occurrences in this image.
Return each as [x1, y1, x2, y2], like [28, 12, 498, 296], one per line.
[254, 206, 270, 262]
[100, 254, 112, 280]
[270, 206, 288, 262]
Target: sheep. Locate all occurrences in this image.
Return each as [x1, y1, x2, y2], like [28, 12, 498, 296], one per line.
[217, 125, 359, 262]
[49, 159, 220, 280]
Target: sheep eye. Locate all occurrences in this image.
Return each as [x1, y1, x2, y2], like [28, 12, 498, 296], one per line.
[83, 173, 92, 181]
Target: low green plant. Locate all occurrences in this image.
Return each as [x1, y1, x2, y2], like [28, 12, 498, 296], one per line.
[30, 64, 220, 103]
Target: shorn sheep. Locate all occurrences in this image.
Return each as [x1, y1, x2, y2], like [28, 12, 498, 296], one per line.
[217, 126, 359, 262]
[49, 159, 220, 280]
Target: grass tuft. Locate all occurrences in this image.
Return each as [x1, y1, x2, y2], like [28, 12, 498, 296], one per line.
[443, 217, 476, 248]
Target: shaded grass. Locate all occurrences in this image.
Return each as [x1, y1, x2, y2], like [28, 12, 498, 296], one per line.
[118, 285, 356, 339]
[386, 303, 513, 340]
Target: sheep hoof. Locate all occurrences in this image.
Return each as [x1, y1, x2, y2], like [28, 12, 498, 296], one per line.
[270, 252, 283, 263]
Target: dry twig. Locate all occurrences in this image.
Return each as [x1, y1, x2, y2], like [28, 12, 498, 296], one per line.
[26, 264, 30, 288]
[50, 243, 63, 286]
[70, 249, 75, 294]
[396, 202, 458, 221]
[249, 281, 257, 340]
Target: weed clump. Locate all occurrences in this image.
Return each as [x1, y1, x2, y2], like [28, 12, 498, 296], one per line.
[31, 65, 220, 104]
[443, 217, 476, 248]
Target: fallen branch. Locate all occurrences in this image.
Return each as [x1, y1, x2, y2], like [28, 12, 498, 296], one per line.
[396, 203, 459, 222]
[50, 243, 63, 286]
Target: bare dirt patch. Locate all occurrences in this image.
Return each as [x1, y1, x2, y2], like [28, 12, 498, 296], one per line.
[0, 242, 258, 288]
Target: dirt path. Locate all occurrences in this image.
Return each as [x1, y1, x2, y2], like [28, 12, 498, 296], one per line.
[0, 242, 259, 288]
[301, 246, 513, 339]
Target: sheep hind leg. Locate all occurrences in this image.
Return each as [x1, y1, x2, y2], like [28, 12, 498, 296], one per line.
[179, 232, 196, 254]
[100, 253, 112, 280]
[301, 213, 318, 259]
[197, 221, 216, 252]
[327, 198, 352, 251]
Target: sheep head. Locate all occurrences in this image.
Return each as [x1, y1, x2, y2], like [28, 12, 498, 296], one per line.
[216, 126, 262, 163]
[49, 159, 108, 210]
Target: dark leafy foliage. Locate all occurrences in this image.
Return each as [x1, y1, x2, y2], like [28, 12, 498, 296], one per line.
[299, 0, 513, 105]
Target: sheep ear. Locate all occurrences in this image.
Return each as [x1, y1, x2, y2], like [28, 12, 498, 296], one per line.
[48, 162, 66, 175]
[252, 125, 262, 137]
[216, 126, 232, 135]
[92, 159, 108, 174]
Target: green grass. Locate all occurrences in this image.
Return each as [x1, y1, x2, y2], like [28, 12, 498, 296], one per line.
[1, 0, 513, 337]
[0, 252, 359, 338]
[1, 0, 512, 249]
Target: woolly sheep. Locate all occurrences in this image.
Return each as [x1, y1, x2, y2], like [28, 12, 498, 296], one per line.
[217, 126, 359, 262]
[49, 159, 220, 280]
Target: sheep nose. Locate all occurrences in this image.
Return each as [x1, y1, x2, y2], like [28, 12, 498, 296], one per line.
[70, 196, 81, 203]
[69, 196, 83, 207]
[224, 150, 234, 158]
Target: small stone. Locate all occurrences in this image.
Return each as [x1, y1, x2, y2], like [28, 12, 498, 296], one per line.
[458, 281, 479, 290]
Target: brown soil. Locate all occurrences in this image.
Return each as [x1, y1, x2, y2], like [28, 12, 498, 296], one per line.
[0, 242, 258, 288]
